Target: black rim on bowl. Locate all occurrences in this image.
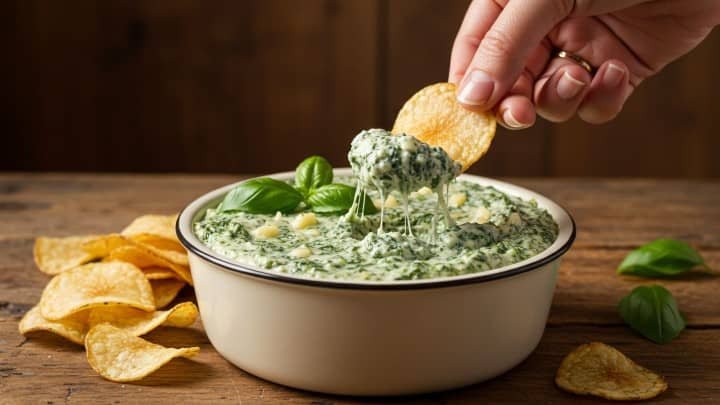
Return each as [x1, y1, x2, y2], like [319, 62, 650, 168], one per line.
[176, 172, 576, 291]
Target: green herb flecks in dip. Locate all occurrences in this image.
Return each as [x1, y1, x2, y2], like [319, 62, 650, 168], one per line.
[347, 129, 461, 235]
[195, 177, 558, 281]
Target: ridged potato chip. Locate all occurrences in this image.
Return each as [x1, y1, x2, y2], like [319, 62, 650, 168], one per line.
[151, 279, 186, 308]
[556, 342, 667, 401]
[88, 302, 199, 336]
[19, 306, 88, 344]
[392, 82, 496, 171]
[40, 262, 155, 320]
[122, 215, 180, 244]
[85, 323, 199, 382]
[142, 267, 178, 280]
[34, 236, 99, 275]
[106, 245, 192, 284]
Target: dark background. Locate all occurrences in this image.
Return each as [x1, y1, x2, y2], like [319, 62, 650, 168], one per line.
[3, 0, 719, 177]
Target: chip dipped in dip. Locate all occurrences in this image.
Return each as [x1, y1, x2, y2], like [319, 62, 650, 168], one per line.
[194, 130, 558, 282]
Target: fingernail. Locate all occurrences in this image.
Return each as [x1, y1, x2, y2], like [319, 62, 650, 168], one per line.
[604, 63, 625, 87]
[557, 71, 586, 100]
[502, 109, 528, 129]
[457, 70, 494, 106]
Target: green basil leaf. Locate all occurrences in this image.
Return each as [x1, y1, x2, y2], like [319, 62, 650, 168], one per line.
[295, 155, 333, 196]
[219, 178, 303, 214]
[617, 239, 707, 277]
[307, 183, 377, 215]
[618, 285, 685, 344]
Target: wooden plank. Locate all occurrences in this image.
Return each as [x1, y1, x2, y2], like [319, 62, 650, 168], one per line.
[3, 0, 379, 173]
[383, 0, 552, 177]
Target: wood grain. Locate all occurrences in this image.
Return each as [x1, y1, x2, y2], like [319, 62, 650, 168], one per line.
[1, 174, 718, 403]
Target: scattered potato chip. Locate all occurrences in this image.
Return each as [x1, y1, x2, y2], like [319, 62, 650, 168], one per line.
[392, 82, 496, 171]
[34, 236, 99, 275]
[142, 267, 178, 280]
[85, 323, 199, 382]
[82, 234, 129, 258]
[88, 302, 198, 336]
[106, 245, 192, 285]
[122, 215, 180, 244]
[151, 279, 186, 308]
[19, 306, 88, 345]
[131, 233, 185, 253]
[39, 262, 155, 320]
[556, 342, 667, 401]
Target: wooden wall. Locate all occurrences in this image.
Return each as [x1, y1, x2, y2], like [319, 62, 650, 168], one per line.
[3, 0, 720, 177]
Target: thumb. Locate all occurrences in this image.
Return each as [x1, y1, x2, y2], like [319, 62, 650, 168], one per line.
[457, 0, 572, 111]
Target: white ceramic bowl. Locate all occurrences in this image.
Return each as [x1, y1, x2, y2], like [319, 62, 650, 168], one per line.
[177, 169, 575, 396]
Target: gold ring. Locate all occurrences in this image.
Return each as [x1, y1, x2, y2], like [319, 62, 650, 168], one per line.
[555, 50, 595, 75]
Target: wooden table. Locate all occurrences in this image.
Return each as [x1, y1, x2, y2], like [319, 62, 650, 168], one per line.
[1, 174, 718, 404]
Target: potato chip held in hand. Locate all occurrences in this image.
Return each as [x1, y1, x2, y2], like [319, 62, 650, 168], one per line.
[34, 236, 99, 275]
[85, 323, 199, 382]
[556, 342, 667, 401]
[39, 262, 155, 320]
[392, 82, 496, 171]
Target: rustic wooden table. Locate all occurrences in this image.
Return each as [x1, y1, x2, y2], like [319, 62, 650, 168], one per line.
[1, 174, 718, 404]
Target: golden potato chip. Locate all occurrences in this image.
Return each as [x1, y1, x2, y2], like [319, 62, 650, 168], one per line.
[122, 215, 179, 244]
[151, 279, 186, 308]
[85, 323, 199, 382]
[19, 306, 88, 345]
[392, 82, 496, 171]
[556, 342, 667, 401]
[39, 262, 155, 320]
[82, 234, 128, 258]
[88, 302, 199, 336]
[142, 267, 178, 280]
[34, 235, 99, 275]
[105, 245, 192, 284]
[131, 233, 185, 253]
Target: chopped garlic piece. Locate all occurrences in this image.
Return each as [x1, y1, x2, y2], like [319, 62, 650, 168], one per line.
[273, 212, 283, 223]
[474, 207, 490, 224]
[292, 213, 317, 230]
[417, 187, 433, 196]
[508, 212, 522, 226]
[253, 224, 280, 239]
[290, 247, 312, 259]
[305, 229, 321, 237]
[384, 195, 399, 208]
[449, 193, 467, 207]
[373, 199, 383, 209]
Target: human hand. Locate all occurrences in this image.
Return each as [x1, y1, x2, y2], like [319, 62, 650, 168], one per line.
[449, 0, 720, 129]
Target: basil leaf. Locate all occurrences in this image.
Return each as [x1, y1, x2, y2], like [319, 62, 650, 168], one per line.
[295, 155, 333, 196]
[618, 285, 685, 344]
[219, 178, 303, 214]
[617, 239, 708, 277]
[307, 183, 377, 215]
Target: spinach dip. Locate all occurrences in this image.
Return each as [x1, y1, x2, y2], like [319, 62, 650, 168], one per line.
[194, 130, 558, 281]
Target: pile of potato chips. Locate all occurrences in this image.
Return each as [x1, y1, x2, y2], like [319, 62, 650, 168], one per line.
[21, 215, 200, 382]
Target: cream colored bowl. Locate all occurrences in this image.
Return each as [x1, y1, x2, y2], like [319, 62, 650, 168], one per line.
[177, 169, 575, 396]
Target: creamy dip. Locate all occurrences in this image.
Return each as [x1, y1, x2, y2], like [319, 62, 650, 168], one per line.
[194, 177, 558, 281]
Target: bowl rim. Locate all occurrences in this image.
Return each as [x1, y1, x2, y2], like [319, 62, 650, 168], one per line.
[177, 168, 576, 290]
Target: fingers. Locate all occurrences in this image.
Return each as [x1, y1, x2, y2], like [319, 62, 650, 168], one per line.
[456, 0, 572, 111]
[496, 71, 536, 130]
[534, 59, 592, 122]
[449, 0, 503, 84]
[578, 60, 633, 124]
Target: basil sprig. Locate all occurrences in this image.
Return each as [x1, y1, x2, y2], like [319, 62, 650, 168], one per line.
[218, 155, 376, 215]
[218, 178, 304, 214]
[307, 183, 377, 215]
[295, 156, 333, 197]
[618, 285, 686, 344]
[617, 239, 709, 277]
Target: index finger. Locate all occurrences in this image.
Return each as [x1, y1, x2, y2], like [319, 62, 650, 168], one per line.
[448, 0, 503, 84]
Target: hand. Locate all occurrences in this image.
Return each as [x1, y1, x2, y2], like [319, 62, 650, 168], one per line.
[449, 0, 720, 129]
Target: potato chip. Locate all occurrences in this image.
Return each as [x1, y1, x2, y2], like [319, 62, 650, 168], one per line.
[82, 234, 128, 258]
[131, 233, 185, 253]
[39, 262, 155, 320]
[556, 342, 667, 401]
[88, 302, 198, 336]
[142, 267, 178, 280]
[85, 323, 199, 382]
[392, 82, 496, 171]
[122, 215, 180, 244]
[34, 236, 99, 275]
[151, 279, 186, 308]
[19, 306, 88, 345]
[105, 245, 192, 284]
